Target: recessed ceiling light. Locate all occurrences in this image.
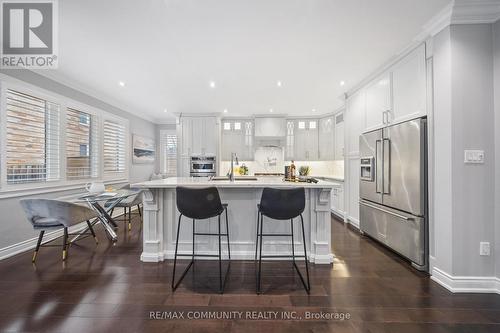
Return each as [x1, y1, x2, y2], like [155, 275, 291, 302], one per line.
[312, 108, 316, 112]
[269, 108, 273, 113]
[340, 81, 345, 86]
[277, 81, 282, 87]
[163, 109, 168, 113]
[118, 81, 126, 87]
[223, 109, 228, 113]
[209, 81, 216, 88]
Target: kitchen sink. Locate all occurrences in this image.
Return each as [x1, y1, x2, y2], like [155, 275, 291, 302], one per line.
[210, 176, 258, 181]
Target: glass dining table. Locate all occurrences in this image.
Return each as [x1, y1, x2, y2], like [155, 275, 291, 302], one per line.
[71, 189, 142, 243]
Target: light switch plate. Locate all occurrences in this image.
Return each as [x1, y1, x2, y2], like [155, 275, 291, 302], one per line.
[480, 242, 490, 256]
[464, 150, 485, 164]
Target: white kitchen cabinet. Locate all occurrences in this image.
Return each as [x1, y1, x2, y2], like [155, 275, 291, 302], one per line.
[347, 158, 360, 227]
[318, 116, 334, 161]
[177, 116, 218, 176]
[365, 73, 391, 131]
[285, 120, 295, 160]
[292, 119, 319, 160]
[334, 112, 344, 160]
[189, 117, 217, 156]
[391, 44, 426, 124]
[221, 119, 254, 160]
[346, 89, 366, 155]
[330, 183, 345, 218]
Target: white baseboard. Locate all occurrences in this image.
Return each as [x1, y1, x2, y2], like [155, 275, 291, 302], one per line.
[431, 267, 500, 294]
[140, 250, 333, 264]
[346, 215, 360, 229]
[0, 222, 88, 261]
[0, 208, 138, 261]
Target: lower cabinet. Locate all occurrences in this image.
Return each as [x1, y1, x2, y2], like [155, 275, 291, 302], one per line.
[330, 183, 345, 218]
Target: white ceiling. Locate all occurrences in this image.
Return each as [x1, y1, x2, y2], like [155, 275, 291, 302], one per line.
[40, 0, 450, 122]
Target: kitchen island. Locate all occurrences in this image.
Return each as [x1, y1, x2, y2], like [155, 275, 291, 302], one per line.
[132, 177, 336, 264]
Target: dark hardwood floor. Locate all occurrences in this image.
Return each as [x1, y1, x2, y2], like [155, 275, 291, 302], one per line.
[1, 213, 500, 332]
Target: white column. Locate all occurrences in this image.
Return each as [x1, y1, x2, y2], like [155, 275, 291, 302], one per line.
[141, 189, 165, 262]
[309, 188, 334, 264]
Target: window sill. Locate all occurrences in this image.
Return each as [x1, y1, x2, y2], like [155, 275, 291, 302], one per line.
[0, 178, 129, 200]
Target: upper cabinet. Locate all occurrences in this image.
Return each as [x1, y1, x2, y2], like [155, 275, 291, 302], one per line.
[346, 89, 366, 155]
[291, 119, 319, 161]
[221, 119, 254, 160]
[391, 44, 426, 124]
[334, 112, 344, 160]
[318, 116, 335, 161]
[365, 73, 391, 131]
[362, 43, 427, 132]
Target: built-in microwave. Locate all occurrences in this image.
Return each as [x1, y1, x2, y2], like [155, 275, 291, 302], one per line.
[360, 156, 375, 181]
[190, 155, 216, 177]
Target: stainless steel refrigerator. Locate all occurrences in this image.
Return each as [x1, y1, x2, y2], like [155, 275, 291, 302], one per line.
[359, 117, 428, 271]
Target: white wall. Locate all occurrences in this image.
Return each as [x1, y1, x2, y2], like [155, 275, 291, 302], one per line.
[432, 26, 453, 273]
[450, 24, 495, 277]
[494, 20, 500, 280]
[0, 69, 156, 252]
[432, 24, 496, 278]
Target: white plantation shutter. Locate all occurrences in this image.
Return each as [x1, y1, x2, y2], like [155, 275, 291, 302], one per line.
[66, 108, 99, 180]
[160, 129, 177, 176]
[5, 89, 60, 184]
[103, 120, 126, 174]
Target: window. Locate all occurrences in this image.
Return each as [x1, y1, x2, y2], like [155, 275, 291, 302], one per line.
[103, 120, 126, 175]
[5, 89, 60, 184]
[234, 122, 241, 130]
[79, 144, 89, 156]
[160, 129, 177, 176]
[79, 113, 90, 125]
[309, 121, 317, 129]
[66, 108, 98, 180]
[298, 121, 306, 129]
[223, 122, 231, 131]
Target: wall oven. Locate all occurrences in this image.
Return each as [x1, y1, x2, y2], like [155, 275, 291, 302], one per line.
[190, 155, 216, 177]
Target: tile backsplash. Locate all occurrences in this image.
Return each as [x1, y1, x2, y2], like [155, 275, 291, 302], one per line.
[219, 146, 344, 179]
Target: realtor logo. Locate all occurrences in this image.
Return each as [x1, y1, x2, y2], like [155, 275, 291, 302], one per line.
[1, 0, 58, 68]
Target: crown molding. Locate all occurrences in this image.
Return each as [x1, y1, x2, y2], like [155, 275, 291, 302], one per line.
[452, 0, 500, 24]
[419, 0, 500, 39]
[344, 0, 500, 99]
[418, 3, 454, 39]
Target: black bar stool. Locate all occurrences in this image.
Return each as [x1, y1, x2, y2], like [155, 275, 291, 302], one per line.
[255, 187, 311, 294]
[172, 186, 231, 293]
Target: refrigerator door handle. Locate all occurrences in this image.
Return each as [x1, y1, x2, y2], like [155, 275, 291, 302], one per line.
[375, 139, 382, 193]
[383, 138, 391, 194]
[360, 201, 413, 221]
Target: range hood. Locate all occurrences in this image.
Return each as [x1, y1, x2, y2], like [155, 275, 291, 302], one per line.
[254, 117, 286, 140]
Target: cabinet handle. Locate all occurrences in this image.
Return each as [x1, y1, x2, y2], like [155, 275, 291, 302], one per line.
[384, 110, 391, 124]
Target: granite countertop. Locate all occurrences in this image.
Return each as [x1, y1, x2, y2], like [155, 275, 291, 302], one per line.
[132, 176, 339, 189]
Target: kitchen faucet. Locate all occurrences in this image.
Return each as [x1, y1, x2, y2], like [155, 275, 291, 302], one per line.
[229, 152, 239, 181]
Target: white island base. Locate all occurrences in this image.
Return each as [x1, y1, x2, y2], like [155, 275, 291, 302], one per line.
[132, 177, 335, 264]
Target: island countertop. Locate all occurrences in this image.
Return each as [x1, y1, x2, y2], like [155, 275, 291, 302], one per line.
[132, 176, 338, 189]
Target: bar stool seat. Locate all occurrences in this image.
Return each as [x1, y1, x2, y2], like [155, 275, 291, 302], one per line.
[172, 186, 231, 293]
[255, 187, 311, 294]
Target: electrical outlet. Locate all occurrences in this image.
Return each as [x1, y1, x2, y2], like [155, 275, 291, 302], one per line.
[479, 242, 490, 256]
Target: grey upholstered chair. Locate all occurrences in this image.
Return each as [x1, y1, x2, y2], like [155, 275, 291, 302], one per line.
[20, 199, 99, 262]
[108, 184, 143, 231]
